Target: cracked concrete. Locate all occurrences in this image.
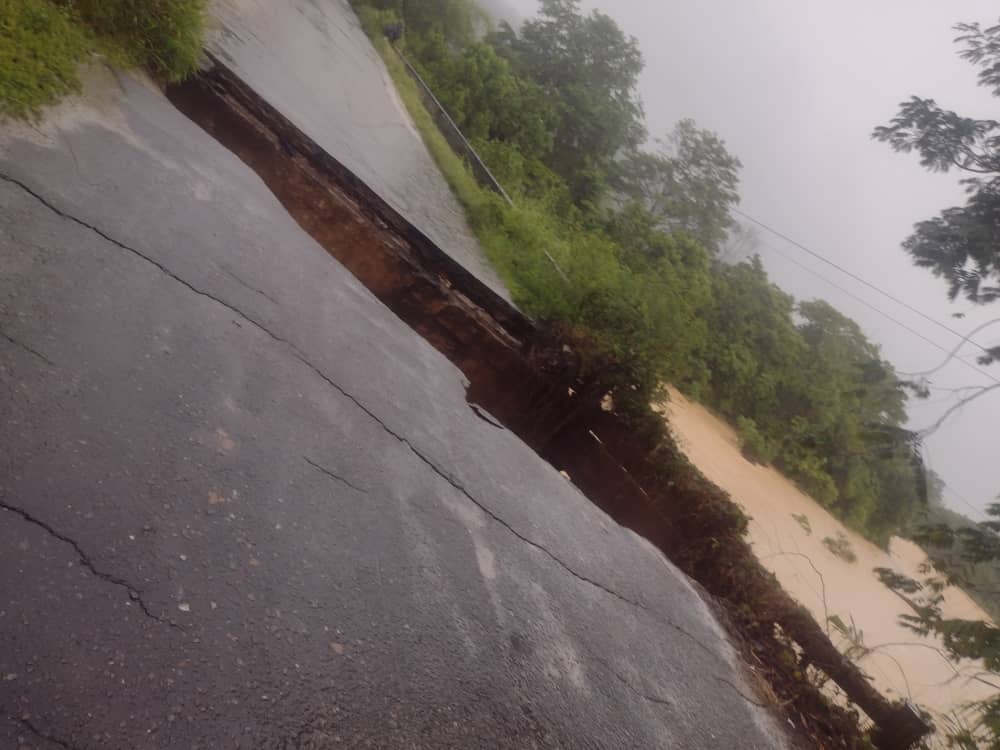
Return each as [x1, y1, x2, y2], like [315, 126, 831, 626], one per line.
[0, 502, 182, 631]
[303, 457, 368, 494]
[11, 717, 75, 750]
[0, 329, 56, 368]
[0, 61, 790, 750]
[2, 168, 649, 614]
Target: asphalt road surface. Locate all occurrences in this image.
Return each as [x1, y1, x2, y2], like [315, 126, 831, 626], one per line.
[208, 0, 512, 302]
[0, 54, 787, 750]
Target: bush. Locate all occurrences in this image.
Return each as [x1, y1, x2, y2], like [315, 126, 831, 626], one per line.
[737, 416, 776, 464]
[60, 0, 208, 80]
[2, 0, 208, 120]
[0, 0, 91, 118]
[782, 453, 839, 508]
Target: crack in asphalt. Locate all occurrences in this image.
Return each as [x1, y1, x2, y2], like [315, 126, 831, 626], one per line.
[220, 266, 281, 306]
[402, 439, 648, 610]
[12, 717, 77, 750]
[0, 501, 182, 631]
[1, 173, 645, 613]
[0, 329, 56, 367]
[304, 456, 368, 494]
[603, 663, 674, 708]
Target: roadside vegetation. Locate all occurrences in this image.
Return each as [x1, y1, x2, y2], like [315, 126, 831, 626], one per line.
[0, 0, 207, 118]
[353, 0, 927, 546]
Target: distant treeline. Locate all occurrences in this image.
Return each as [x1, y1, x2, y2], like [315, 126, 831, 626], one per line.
[354, 0, 925, 543]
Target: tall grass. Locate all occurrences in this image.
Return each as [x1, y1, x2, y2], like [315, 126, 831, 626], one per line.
[0, 0, 91, 118]
[1, 0, 207, 119]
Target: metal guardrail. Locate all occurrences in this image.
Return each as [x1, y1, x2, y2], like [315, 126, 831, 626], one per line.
[392, 46, 514, 207]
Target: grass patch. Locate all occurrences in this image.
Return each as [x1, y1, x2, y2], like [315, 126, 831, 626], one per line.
[0, 0, 91, 118]
[1, 0, 207, 119]
[64, 0, 208, 80]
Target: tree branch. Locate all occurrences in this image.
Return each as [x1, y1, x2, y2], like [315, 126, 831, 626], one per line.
[917, 383, 1000, 437]
[897, 316, 1000, 379]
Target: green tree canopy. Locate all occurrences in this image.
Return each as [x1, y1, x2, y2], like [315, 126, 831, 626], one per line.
[490, 0, 645, 203]
[615, 119, 743, 253]
[874, 21, 1000, 305]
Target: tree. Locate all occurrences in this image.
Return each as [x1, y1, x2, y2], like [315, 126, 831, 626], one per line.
[874, 21, 1000, 305]
[490, 0, 646, 204]
[420, 42, 556, 162]
[880, 503, 1000, 748]
[614, 120, 743, 253]
[370, 0, 483, 45]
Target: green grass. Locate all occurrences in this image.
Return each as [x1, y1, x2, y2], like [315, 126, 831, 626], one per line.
[1, 0, 207, 120]
[0, 0, 91, 118]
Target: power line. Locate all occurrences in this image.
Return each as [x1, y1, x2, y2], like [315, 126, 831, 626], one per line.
[733, 207, 998, 362]
[754, 239, 1000, 386]
[921, 444, 987, 519]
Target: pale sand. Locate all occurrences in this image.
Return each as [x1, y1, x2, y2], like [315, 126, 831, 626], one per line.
[662, 387, 997, 725]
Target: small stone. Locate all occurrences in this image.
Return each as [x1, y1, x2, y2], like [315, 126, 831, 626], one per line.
[3, 673, 17, 681]
[178, 603, 191, 613]
[331, 643, 345, 655]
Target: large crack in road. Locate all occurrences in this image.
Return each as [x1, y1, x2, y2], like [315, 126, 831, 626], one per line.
[0, 501, 182, 631]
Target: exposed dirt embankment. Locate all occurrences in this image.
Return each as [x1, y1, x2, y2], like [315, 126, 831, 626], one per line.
[165, 59, 929, 750]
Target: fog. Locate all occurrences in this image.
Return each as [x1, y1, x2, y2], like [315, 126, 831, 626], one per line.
[495, 0, 1000, 518]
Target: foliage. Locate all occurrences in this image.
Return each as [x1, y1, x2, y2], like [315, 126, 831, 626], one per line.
[878, 502, 1000, 748]
[614, 119, 743, 253]
[0, 0, 90, 118]
[1, 0, 207, 119]
[874, 21, 1000, 305]
[416, 42, 556, 162]
[489, 0, 645, 203]
[737, 416, 776, 464]
[822, 532, 858, 564]
[361, 0, 483, 48]
[57, 0, 208, 80]
[353, 0, 926, 545]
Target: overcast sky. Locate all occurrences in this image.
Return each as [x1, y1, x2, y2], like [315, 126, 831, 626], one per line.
[496, 0, 1000, 517]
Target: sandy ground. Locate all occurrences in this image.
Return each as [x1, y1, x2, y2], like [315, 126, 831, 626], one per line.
[663, 387, 998, 733]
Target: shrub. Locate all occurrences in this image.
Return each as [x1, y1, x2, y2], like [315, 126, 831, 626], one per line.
[0, 0, 91, 118]
[59, 0, 208, 80]
[2, 0, 208, 120]
[737, 416, 776, 464]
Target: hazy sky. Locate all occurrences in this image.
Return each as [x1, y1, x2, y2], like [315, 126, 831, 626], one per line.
[498, 0, 1000, 517]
